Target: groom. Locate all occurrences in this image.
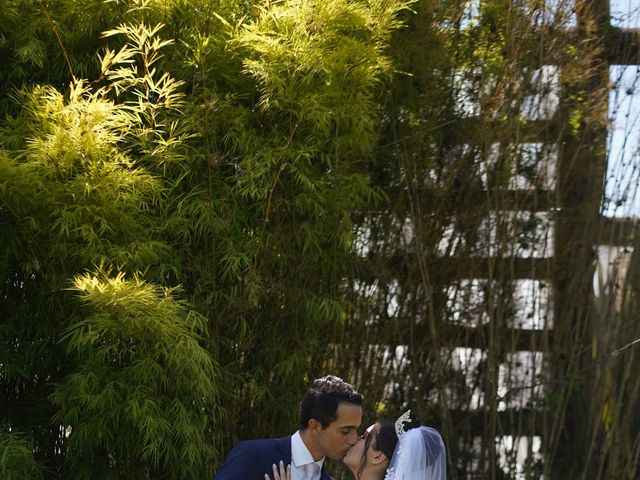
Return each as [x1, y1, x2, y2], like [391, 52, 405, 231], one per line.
[214, 375, 364, 480]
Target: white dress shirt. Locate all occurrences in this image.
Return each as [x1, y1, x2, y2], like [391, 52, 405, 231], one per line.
[290, 430, 324, 480]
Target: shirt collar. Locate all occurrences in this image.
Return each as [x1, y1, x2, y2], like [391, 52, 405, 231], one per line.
[291, 430, 325, 469]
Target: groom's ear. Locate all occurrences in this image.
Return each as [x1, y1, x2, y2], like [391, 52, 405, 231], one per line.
[308, 418, 322, 434]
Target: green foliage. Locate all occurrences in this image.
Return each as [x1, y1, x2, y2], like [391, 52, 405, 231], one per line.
[235, 0, 403, 150]
[2, 0, 638, 478]
[0, 0, 408, 477]
[0, 81, 167, 272]
[52, 271, 219, 479]
[169, 0, 409, 447]
[0, 432, 45, 480]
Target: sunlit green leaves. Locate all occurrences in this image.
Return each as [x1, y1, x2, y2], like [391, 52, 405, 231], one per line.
[0, 0, 408, 477]
[53, 270, 219, 479]
[0, 81, 166, 271]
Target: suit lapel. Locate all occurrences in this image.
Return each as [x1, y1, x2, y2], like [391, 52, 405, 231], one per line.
[276, 435, 332, 480]
[275, 435, 292, 462]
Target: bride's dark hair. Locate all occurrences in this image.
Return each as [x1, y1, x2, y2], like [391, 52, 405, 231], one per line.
[356, 422, 398, 479]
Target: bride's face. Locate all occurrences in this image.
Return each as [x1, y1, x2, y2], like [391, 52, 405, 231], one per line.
[343, 423, 377, 470]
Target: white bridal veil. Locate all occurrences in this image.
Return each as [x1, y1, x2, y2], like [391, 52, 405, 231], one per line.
[384, 426, 446, 480]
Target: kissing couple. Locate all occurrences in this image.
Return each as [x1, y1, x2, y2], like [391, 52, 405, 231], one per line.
[214, 375, 446, 480]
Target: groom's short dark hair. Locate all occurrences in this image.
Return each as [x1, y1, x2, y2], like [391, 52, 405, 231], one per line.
[299, 375, 363, 429]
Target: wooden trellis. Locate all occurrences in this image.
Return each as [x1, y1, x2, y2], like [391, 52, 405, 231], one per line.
[344, 1, 640, 478]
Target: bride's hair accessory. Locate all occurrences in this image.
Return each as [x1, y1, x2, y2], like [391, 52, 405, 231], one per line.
[384, 426, 447, 480]
[394, 410, 412, 438]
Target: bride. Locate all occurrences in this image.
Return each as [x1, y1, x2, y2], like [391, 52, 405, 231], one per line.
[266, 410, 446, 480]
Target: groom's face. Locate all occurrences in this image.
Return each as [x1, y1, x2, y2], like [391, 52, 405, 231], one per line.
[314, 402, 363, 461]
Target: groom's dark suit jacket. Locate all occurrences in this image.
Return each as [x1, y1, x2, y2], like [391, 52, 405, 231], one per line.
[214, 435, 332, 480]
